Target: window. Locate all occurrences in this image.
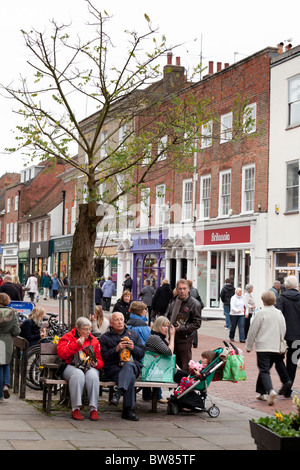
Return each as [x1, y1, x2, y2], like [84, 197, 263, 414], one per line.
[200, 175, 211, 219]
[286, 160, 299, 212]
[7, 198, 10, 213]
[244, 103, 256, 133]
[6, 224, 9, 244]
[201, 120, 213, 148]
[288, 76, 300, 127]
[100, 131, 108, 158]
[14, 223, 17, 243]
[140, 188, 150, 227]
[182, 179, 193, 221]
[219, 170, 231, 216]
[14, 195, 19, 211]
[142, 144, 152, 166]
[220, 112, 232, 143]
[44, 219, 48, 240]
[157, 135, 167, 161]
[242, 165, 255, 213]
[155, 184, 166, 225]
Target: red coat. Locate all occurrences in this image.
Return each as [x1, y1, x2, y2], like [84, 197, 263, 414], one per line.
[57, 327, 103, 370]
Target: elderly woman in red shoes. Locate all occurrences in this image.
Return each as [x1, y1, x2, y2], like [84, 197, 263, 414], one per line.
[57, 317, 103, 421]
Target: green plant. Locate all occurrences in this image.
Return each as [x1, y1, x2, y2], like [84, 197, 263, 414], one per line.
[253, 396, 300, 437]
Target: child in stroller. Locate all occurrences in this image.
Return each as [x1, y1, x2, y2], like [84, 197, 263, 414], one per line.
[167, 347, 228, 418]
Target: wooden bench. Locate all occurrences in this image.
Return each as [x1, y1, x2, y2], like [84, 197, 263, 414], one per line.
[39, 343, 178, 414]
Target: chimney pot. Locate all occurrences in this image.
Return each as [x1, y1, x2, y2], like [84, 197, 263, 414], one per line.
[217, 62, 222, 72]
[167, 52, 173, 65]
[176, 57, 181, 66]
[208, 61, 214, 74]
[224, 63, 229, 68]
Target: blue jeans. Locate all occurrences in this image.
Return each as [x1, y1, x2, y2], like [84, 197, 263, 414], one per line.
[229, 315, 245, 342]
[0, 364, 10, 399]
[223, 305, 231, 328]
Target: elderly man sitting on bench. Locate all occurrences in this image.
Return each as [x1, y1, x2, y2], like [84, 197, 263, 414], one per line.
[100, 312, 145, 421]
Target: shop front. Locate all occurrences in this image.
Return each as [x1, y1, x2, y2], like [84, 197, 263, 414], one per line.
[269, 250, 300, 288]
[30, 241, 50, 275]
[2, 245, 18, 275]
[131, 229, 168, 299]
[50, 236, 73, 280]
[195, 225, 252, 311]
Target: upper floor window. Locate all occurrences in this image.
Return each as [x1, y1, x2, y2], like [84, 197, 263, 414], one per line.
[201, 121, 213, 148]
[155, 184, 166, 225]
[220, 112, 232, 143]
[157, 135, 167, 161]
[288, 76, 300, 127]
[200, 175, 211, 219]
[182, 179, 193, 221]
[242, 165, 255, 213]
[286, 160, 299, 212]
[244, 103, 257, 134]
[140, 187, 150, 228]
[7, 198, 10, 213]
[219, 170, 231, 217]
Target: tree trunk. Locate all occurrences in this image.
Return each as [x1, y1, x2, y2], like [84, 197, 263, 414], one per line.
[70, 203, 101, 326]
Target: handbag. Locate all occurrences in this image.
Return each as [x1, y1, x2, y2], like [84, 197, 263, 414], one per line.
[141, 351, 176, 383]
[222, 350, 246, 382]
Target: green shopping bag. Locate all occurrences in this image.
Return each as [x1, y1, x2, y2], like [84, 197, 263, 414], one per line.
[222, 353, 246, 382]
[141, 352, 176, 383]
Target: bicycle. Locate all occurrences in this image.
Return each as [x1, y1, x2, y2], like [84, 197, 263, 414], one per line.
[25, 313, 69, 390]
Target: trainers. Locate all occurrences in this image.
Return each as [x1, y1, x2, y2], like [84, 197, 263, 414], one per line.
[3, 386, 10, 399]
[256, 394, 267, 401]
[268, 389, 277, 406]
[72, 409, 83, 420]
[158, 398, 168, 404]
[90, 410, 99, 421]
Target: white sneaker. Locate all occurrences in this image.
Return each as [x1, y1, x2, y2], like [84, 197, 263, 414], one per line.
[256, 394, 267, 401]
[268, 389, 277, 406]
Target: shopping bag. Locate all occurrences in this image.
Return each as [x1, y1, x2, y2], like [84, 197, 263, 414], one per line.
[141, 352, 176, 383]
[222, 352, 246, 382]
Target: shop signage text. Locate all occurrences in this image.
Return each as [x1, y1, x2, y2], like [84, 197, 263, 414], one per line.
[196, 226, 251, 246]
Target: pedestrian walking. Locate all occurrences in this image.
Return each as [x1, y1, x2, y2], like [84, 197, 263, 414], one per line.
[151, 279, 173, 322]
[246, 290, 292, 405]
[229, 287, 247, 343]
[220, 278, 235, 329]
[0, 293, 20, 402]
[101, 276, 116, 311]
[41, 272, 52, 300]
[275, 275, 300, 395]
[25, 274, 38, 302]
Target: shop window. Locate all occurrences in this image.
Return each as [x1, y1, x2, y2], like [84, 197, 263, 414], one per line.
[276, 252, 296, 267]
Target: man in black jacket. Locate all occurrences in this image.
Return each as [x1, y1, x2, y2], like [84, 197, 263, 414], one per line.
[0, 275, 21, 301]
[220, 279, 235, 329]
[167, 279, 202, 372]
[151, 279, 173, 322]
[276, 275, 300, 395]
[100, 312, 145, 421]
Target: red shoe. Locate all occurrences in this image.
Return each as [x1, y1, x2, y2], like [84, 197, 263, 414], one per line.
[90, 409, 99, 421]
[72, 409, 83, 420]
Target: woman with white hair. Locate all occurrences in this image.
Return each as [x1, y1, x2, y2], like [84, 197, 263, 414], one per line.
[229, 287, 248, 343]
[275, 275, 300, 396]
[57, 317, 103, 421]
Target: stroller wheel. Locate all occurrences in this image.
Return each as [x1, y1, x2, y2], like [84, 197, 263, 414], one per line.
[208, 405, 220, 418]
[167, 402, 179, 415]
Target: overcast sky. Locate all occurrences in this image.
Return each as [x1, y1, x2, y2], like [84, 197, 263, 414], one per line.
[0, 0, 299, 176]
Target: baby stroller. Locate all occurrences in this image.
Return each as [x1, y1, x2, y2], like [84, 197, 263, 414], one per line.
[167, 343, 230, 418]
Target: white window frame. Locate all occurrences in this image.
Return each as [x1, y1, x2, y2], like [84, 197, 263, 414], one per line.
[288, 75, 300, 127]
[219, 170, 231, 217]
[286, 160, 299, 212]
[182, 179, 193, 221]
[7, 198, 10, 213]
[14, 195, 19, 211]
[10, 223, 13, 243]
[142, 144, 152, 166]
[155, 184, 166, 226]
[243, 103, 257, 134]
[220, 112, 233, 143]
[241, 164, 255, 213]
[199, 174, 211, 220]
[100, 131, 108, 158]
[14, 223, 17, 243]
[140, 187, 150, 228]
[6, 224, 9, 244]
[201, 120, 213, 148]
[157, 135, 167, 161]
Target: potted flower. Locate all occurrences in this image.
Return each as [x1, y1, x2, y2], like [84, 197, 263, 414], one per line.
[249, 396, 300, 450]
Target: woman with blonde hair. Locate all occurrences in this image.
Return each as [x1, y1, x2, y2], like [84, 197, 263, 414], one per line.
[20, 306, 47, 347]
[90, 305, 109, 335]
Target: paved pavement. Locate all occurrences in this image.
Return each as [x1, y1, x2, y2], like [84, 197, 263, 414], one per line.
[1, 297, 299, 452]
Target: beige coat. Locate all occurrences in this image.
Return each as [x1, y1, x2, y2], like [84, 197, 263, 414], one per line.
[246, 305, 286, 353]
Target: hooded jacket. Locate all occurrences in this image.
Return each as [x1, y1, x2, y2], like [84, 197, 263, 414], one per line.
[0, 307, 21, 365]
[220, 283, 235, 305]
[276, 289, 300, 341]
[102, 279, 116, 298]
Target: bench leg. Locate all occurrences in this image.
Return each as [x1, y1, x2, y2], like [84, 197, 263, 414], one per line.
[151, 387, 158, 413]
[46, 385, 53, 415]
[42, 384, 47, 412]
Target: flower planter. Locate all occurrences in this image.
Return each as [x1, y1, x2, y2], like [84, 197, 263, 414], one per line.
[249, 420, 300, 450]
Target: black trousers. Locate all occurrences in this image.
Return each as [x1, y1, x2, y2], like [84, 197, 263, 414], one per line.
[108, 362, 140, 408]
[286, 340, 299, 387]
[256, 351, 290, 395]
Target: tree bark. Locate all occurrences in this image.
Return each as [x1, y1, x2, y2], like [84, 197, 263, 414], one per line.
[70, 202, 102, 326]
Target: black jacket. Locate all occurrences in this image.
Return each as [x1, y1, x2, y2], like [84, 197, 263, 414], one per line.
[151, 283, 173, 315]
[20, 319, 41, 347]
[112, 299, 132, 323]
[99, 326, 145, 379]
[220, 283, 235, 305]
[167, 294, 202, 344]
[275, 289, 300, 341]
[0, 282, 21, 301]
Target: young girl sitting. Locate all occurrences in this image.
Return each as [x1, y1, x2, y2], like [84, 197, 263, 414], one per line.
[174, 350, 217, 397]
